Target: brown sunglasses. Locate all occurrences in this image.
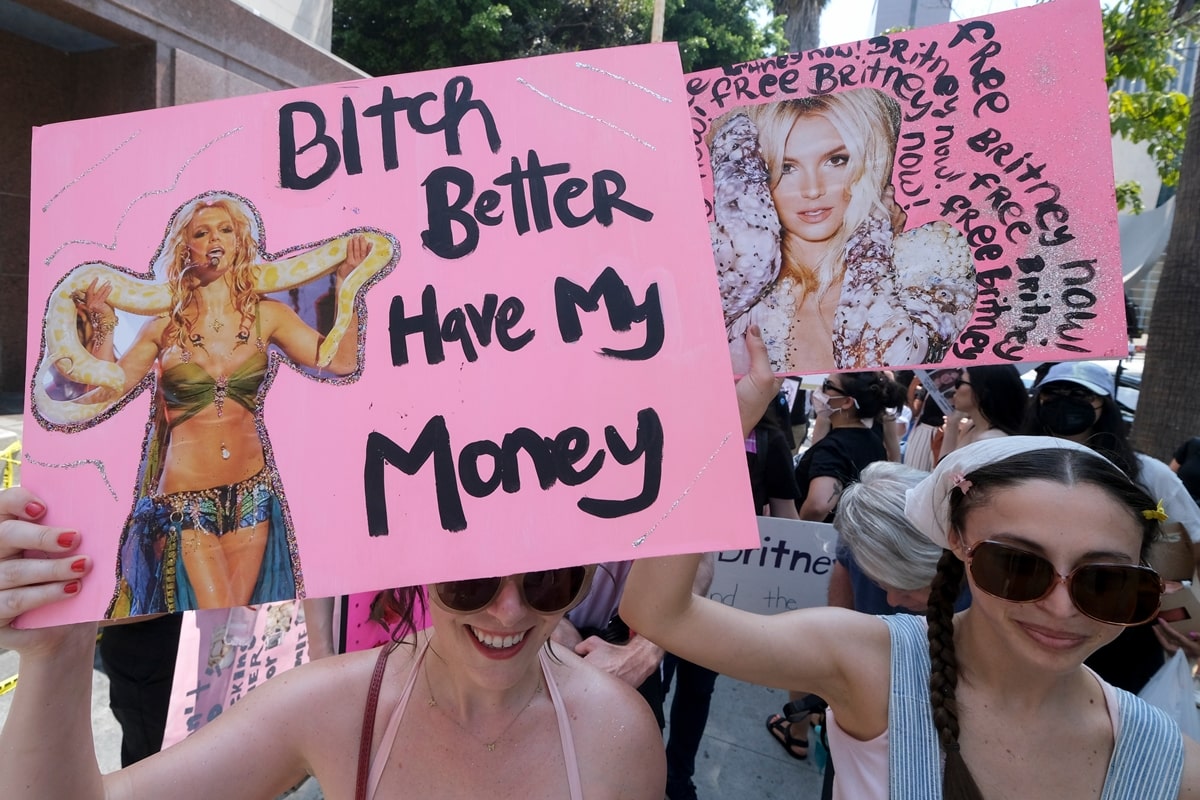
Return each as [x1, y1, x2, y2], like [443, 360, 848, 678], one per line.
[431, 565, 597, 615]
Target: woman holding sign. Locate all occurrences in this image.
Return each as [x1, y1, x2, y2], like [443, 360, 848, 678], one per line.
[0, 513, 665, 799]
[715, 89, 976, 373]
[31, 192, 394, 617]
[619, 330, 1198, 799]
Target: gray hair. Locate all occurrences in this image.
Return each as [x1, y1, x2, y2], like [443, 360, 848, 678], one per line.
[834, 461, 942, 591]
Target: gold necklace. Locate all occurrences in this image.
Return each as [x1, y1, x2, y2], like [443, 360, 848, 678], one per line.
[424, 662, 542, 752]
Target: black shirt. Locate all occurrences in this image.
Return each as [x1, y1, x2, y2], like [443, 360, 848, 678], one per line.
[747, 426, 799, 512]
[794, 427, 886, 522]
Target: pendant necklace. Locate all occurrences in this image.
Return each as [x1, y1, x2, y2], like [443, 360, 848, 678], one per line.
[424, 663, 541, 752]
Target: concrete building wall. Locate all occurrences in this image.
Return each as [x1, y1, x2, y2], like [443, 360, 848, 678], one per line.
[0, 30, 78, 396]
[0, 0, 364, 395]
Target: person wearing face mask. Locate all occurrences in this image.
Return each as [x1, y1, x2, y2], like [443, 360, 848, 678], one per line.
[1026, 360, 1200, 692]
[1026, 362, 1200, 543]
[796, 372, 907, 522]
[764, 371, 905, 761]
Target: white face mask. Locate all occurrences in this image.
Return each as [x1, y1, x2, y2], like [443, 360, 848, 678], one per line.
[812, 389, 832, 414]
[813, 389, 858, 415]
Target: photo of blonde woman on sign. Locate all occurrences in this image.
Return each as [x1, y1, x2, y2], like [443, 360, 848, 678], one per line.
[711, 89, 976, 374]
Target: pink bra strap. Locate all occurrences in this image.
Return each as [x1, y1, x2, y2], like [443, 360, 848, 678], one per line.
[364, 638, 430, 800]
[540, 649, 584, 800]
[357, 640, 582, 800]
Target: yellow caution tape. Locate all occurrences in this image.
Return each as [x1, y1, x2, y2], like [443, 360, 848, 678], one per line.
[0, 673, 17, 696]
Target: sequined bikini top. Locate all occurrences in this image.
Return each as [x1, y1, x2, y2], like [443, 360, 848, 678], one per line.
[160, 351, 268, 428]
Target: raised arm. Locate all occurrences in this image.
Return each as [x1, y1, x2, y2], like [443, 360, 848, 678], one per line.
[0, 488, 326, 800]
[936, 410, 962, 461]
[0, 487, 106, 800]
[623, 317, 897, 735]
[72, 314, 164, 404]
[736, 326, 781, 438]
[619, 552, 889, 719]
[77, 278, 117, 363]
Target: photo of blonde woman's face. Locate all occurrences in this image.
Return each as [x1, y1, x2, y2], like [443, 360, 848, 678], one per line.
[771, 115, 852, 246]
[185, 206, 237, 273]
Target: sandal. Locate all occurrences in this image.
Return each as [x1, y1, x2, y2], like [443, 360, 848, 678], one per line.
[765, 712, 809, 760]
[784, 694, 828, 727]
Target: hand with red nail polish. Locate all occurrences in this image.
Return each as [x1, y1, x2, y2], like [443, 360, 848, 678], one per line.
[0, 487, 95, 655]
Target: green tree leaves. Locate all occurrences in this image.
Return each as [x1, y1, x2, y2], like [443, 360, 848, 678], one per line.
[1103, 0, 1200, 209]
[332, 0, 783, 76]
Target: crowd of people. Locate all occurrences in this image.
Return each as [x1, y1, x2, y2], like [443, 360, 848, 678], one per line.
[2, 328, 1200, 799]
[14, 6, 1200, 790]
[5, 137, 1200, 800]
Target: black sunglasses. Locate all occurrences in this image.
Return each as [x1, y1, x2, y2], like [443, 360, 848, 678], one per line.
[964, 541, 1162, 626]
[1040, 385, 1099, 403]
[821, 379, 846, 397]
[431, 566, 597, 615]
[954, 378, 972, 389]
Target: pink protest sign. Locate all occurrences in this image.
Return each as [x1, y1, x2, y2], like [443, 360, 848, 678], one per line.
[336, 590, 431, 654]
[22, 44, 756, 626]
[162, 603, 309, 748]
[693, 0, 1124, 375]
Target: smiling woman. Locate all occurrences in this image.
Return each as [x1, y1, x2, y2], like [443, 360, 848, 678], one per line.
[620, 415, 1200, 798]
[0, 517, 666, 800]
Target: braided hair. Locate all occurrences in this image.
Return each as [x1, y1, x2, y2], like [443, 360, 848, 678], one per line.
[925, 447, 1159, 798]
[926, 544, 983, 799]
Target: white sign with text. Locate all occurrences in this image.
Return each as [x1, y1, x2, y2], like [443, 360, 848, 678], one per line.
[710, 517, 838, 614]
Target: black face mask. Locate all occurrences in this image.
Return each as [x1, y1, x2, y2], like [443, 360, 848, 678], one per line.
[1036, 396, 1097, 436]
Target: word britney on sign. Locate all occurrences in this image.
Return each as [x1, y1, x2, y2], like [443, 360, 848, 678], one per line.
[719, 534, 834, 575]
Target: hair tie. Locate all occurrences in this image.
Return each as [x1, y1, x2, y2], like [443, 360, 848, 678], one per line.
[1142, 499, 1168, 522]
[951, 473, 972, 494]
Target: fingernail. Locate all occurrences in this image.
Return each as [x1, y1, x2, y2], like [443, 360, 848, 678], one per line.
[70, 558, 87, 573]
[25, 501, 46, 518]
[57, 532, 78, 549]
[63, 580, 81, 595]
